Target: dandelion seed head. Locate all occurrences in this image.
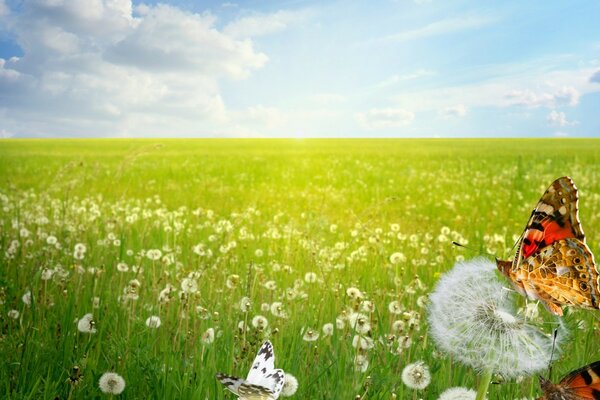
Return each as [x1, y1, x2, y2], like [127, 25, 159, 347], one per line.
[322, 322, 334, 336]
[98, 371, 125, 395]
[401, 361, 431, 390]
[302, 328, 319, 342]
[428, 257, 564, 378]
[252, 315, 268, 330]
[201, 327, 215, 344]
[281, 372, 298, 396]
[145, 316, 161, 329]
[240, 296, 252, 312]
[8, 309, 19, 319]
[77, 313, 97, 334]
[354, 354, 369, 373]
[437, 387, 478, 400]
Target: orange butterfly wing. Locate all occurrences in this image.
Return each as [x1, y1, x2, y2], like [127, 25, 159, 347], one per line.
[559, 361, 600, 399]
[497, 177, 599, 316]
[515, 176, 584, 267]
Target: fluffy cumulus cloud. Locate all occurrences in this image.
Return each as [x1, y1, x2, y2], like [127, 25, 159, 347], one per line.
[0, 0, 281, 137]
[356, 107, 415, 130]
[505, 86, 579, 108]
[547, 110, 575, 127]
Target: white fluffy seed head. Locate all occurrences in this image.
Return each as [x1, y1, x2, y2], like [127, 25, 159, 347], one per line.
[428, 257, 565, 378]
[77, 313, 96, 334]
[437, 387, 478, 400]
[281, 372, 298, 396]
[401, 361, 431, 390]
[98, 371, 125, 395]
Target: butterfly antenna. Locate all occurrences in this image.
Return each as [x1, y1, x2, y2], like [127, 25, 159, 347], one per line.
[547, 328, 559, 379]
[452, 241, 496, 258]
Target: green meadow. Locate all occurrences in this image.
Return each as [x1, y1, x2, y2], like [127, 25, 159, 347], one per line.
[0, 139, 599, 399]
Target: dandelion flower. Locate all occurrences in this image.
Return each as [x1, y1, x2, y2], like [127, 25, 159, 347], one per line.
[98, 371, 125, 395]
[201, 327, 215, 344]
[304, 272, 317, 283]
[240, 296, 251, 312]
[22, 291, 31, 306]
[388, 300, 403, 314]
[77, 313, 96, 334]
[146, 249, 162, 260]
[225, 274, 240, 289]
[302, 328, 319, 342]
[270, 302, 287, 318]
[322, 323, 334, 336]
[8, 309, 19, 319]
[281, 372, 298, 396]
[145, 316, 161, 329]
[428, 258, 564, 378]
[354, 354, 369, 373]
[389, 252, 406, 264]
[352, 335, 374, 350]
[437, 387, 478, 400]
[251, 315, 269, 330]
[401, 361, 431, 390]
[346, 287, 363, 299]
[181, 277, 198, 294]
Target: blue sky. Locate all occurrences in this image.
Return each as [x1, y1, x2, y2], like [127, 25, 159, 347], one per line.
[0, 0, 599, 138]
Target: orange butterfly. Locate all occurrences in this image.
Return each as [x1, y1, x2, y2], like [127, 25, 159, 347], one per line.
[496, 177, 600, 316]
[538, 361, 600, 400]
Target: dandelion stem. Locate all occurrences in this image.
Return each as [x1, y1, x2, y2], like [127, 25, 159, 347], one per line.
[476, 369, 492, 400]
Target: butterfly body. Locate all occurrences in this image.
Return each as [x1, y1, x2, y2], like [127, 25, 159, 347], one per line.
[537, 361, 600, 400]
[216, 341, 285, 400]
[497, 177, 600, 316]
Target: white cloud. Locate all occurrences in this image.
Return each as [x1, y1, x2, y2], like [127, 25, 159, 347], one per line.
[547, 110, 575, 127]
[441, 104, 467, 118]
[223, 10, 307, 39]
[390, 65, 598, 113]
[356, 108, 415, 130]
[505, 86, 579, 108]
[0, 0, 281, 137]
[383, 15, 494, 42]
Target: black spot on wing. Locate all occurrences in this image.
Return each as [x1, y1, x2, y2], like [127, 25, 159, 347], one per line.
[582, 369, 594, 385]
[593, 388, 600, 400]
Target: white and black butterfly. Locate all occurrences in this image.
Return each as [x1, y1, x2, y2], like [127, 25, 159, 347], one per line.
[216, 341, 285, 400]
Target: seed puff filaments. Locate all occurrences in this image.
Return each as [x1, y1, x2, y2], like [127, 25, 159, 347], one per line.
[428, 257, 564, 379]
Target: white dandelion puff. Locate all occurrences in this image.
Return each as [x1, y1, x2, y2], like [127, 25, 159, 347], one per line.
[240, 297, 252, 312]
[252, 315, 269, 330]
[302, 328, 319, 342]
[389, 252, 406, 264]
[145, 316, 161, 329]
[428, 258, 565, 378]
[8, 309, 19, 319]
[322, 323, 334, 337]
[437, 387, 478, 400]
[401, 361, 431, 390]
[77, 313, 96, 334]
[98, 371, 125, 395]
[354, 354, 369, 373]
[201, 327, 215, 344]
[22, 291, 31, 306]
[181, 277, 198, 294]
[281, 372, 298, 396]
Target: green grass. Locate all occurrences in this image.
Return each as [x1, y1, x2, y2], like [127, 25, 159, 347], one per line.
[0, 139, 599, 399]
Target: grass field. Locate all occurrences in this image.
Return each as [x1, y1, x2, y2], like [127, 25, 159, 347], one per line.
[1, 139, 599, 399]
